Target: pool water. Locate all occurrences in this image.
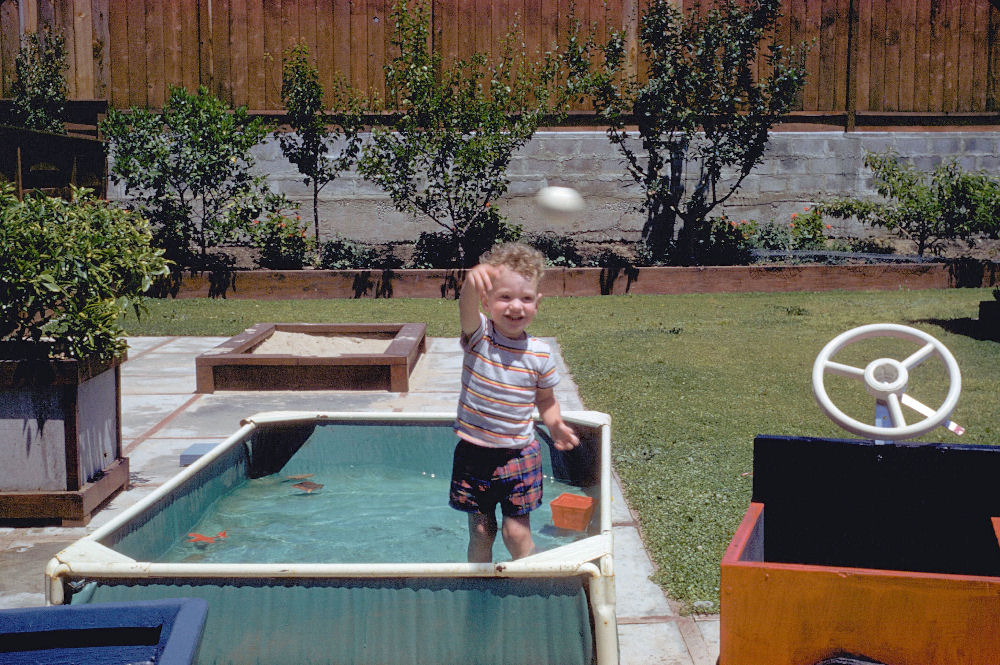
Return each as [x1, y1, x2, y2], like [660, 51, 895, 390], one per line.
[160, 464, 588, 564]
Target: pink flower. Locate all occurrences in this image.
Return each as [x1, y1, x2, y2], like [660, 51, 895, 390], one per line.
[825, 224, 832, 229]
[791, 213, 798, 220]
[803, 206, 810, 212]
[789, 223, 795, 228]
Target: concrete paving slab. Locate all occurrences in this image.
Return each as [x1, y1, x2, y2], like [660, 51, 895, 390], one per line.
[618, 622, 694, 665]
[696, 617, 721, 656]
[614, 526, 676, 618]
[146, 337, 229, 354]
[0, 540, 73, 609]
[611, 473, 635, 526]
[124, 337, 174, 355]
[121, 393, 196, 439]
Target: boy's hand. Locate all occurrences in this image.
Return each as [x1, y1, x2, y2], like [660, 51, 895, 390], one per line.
[460, 263, 495, 337]
[464, 263, 495, 297]
[550, 420, 580, 451]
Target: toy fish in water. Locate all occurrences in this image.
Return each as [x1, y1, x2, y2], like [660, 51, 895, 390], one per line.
[283, 473, 315, 481]
[292, 481, 323, 493]
[187, 530, 227, 544]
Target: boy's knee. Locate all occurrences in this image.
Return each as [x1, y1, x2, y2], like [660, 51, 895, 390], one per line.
[469, 513, 498, 540]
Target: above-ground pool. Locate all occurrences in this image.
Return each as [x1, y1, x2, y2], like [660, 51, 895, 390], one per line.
[47, 411, 616, 665]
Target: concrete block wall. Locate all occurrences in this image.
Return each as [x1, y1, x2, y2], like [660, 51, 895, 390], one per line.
[107, 131, 1000, 245]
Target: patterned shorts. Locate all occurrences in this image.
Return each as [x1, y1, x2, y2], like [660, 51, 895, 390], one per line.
[449, 439, 543, 517]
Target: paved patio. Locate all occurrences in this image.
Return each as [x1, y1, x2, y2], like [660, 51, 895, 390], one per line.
[0, 335, 720, 665]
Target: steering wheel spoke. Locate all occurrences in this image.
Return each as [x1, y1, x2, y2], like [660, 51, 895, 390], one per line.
[886, 393, 907, 428]
[823, 360, 865, 380]
[902, 342, 936, 370]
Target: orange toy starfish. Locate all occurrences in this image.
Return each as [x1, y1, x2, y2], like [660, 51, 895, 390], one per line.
[187, 530, 227, 544]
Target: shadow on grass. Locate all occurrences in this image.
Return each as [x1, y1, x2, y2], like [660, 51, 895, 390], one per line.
[912, 317, 999, 343]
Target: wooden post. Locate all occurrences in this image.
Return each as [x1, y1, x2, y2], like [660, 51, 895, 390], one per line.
[15, 144, 23, 200]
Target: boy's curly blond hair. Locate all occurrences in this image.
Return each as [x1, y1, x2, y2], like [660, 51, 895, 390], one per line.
[481, 242, 545, 284]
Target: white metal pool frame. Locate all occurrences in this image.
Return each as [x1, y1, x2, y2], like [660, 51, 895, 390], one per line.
[46, 410, 618, 665]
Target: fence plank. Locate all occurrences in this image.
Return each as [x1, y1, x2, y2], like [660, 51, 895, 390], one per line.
[366, 0, 385, 102]
[161, 0, 180, 94]
[91, 0, 109, 99]
[72, 0, 95, 97]
[332, 0, 350, 96]
[884, 0, 900, 111]
[853, 0, 870, 111]
[230, 0, 247, 107]
[867, 0, 884, 110]
[896, 0, 914, 110]
[832, 0, 849, 111]
[0, 0, 19, 99]
[913, 0, 930, 111]
[126, 0, 146, 106]
[990, 4, 1000, 111]
[349, 0, 366, 92]
[262, 0, 280, 108]
[944, 0, 960, 111]
[957, 1, 975, 112]
[315, 0, 333, 105]
[971, 0, 988, 112]
[816, 0, 833, 110]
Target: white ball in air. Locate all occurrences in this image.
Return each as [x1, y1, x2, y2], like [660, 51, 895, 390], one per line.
[536, 186, 584, 213]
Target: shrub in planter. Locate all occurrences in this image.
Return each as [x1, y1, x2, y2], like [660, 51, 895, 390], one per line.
[0, 185, 168, 523]
[0, 185, 169, 361]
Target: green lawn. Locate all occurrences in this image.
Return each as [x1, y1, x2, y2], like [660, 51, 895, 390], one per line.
[122, 287, 1000, 612]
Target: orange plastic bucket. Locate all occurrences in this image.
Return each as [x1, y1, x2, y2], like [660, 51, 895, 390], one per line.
[550, 493, 596, 531]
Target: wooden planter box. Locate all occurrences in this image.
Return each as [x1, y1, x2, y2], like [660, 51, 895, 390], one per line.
[195, 322, 426, 393]
[979, 300, 1000, 339]
[721, 435, 1000, 665]
[0, 124, 107, 199]
[0, 353, 128, 525]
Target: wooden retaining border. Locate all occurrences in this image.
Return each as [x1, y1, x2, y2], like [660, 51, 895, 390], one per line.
[152, 262, 998, 300]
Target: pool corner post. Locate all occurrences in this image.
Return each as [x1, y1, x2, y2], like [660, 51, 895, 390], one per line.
[44, 557, 69, 605]
[590, 554, 619, 665]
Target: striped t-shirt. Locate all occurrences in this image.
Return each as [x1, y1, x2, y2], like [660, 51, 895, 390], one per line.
[454, 313, 560, 449]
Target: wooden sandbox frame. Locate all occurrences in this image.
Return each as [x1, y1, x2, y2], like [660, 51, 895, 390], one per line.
[195, 323, 426, 393]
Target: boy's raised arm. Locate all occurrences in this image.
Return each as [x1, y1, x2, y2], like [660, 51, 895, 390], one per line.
[460, 264, 493, 337]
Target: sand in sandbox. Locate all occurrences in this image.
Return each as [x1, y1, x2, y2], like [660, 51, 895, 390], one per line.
[251, 331, 392, 356]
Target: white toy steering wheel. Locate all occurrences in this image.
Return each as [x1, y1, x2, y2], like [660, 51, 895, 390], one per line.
[812, 324, 962, 441]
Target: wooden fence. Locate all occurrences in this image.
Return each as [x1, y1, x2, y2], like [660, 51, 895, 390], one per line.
[2, 0, 999, 123]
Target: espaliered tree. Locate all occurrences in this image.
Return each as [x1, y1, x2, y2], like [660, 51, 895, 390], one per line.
[358, 1, 586, 268]
[277, 42, 364, 246]
[590, 0, 807, 265]
[102, 86, 285, 266]
[821, 150, 1000, 257]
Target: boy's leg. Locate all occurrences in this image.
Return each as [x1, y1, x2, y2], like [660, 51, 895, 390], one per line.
[467, 511, 498, 563]
[501, 514, 535, 559]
